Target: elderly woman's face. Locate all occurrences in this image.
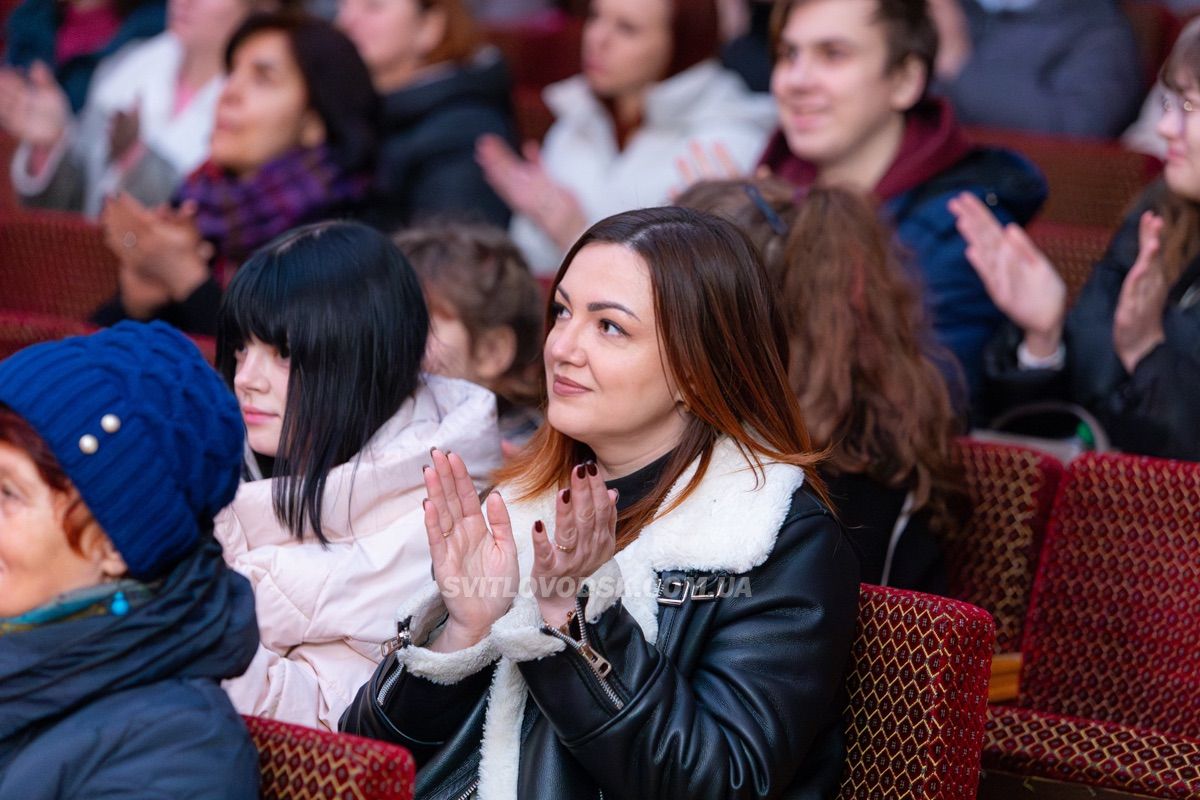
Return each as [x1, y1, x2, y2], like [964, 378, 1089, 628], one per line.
[210, 30, 326, 177]
[0, 442, 107, 618]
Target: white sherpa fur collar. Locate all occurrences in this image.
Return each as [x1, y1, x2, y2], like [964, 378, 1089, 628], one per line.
[472, 438, 806, 800]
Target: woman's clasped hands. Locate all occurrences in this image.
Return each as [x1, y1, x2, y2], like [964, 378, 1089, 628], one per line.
[422, 449, 617, 653]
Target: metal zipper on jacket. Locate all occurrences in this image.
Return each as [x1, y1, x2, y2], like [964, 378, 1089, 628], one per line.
[541, 597, 625, 711]
[376, 656, 404, 706]
[452, 777, 479, 800]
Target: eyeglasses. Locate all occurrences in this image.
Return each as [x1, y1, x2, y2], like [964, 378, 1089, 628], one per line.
[1161, 91, 1199, 115]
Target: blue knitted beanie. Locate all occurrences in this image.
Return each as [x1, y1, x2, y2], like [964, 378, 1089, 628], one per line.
[0, 321, 244, 579]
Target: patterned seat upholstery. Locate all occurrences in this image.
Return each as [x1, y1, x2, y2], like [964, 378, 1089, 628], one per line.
[944, 439, 1063, 654]
[982, 453, 1200, 797]
[243, 715, 414, 800]
[839, 585, 996, 800]
[985, 705, 1200, 799]
[0, 209, 118, 319]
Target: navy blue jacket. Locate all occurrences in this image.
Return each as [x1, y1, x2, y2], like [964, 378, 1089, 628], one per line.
[884, 144, 1046, 406]
[3, 0, 165, 112]
[0, 536, 260, 799]
[366, 47, 517, 232]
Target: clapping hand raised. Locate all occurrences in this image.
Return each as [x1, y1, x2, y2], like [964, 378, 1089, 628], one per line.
[1113, 211, 1169, 373]
[421, 451, 619, 650]
[949, 191, 1068, 358]
[0, 62, 69, 148]
[423, 449, 520, 653]
[530, 462, 618, 629]
[475, 134, 586, 250]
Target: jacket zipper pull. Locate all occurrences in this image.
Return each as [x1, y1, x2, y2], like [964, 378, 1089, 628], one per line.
[579, 644, 612, 678]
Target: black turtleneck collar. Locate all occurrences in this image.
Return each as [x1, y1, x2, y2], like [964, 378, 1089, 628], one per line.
[606, 451, 673, 513]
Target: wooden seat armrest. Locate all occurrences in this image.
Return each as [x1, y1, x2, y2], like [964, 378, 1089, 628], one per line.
[988, 652, 1022, 703]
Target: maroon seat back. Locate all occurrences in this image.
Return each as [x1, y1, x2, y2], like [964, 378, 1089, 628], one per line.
[243, 715, 415, 800]
[0, 209, 118, 319]
[1018, 453, 1200, 737]
[839, 585, 995, 799]
[966, 127, 1160, 229]
[944, 439, 1063, 654]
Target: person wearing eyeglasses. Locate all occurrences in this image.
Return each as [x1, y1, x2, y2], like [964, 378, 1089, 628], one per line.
[950, 26, 1200, 461]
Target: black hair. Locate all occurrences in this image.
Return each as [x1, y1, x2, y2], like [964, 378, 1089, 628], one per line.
[216, 221, 429, 544]
[225, 11, 380, 173]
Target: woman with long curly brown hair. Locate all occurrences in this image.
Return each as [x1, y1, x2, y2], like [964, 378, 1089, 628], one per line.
[678, 177, 965, 592]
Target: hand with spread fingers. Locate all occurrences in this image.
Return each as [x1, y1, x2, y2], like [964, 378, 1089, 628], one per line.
[475, 133, 587, 251]
[423, 448, 520, 653]
[530, 462, 618, 629]
[949, 190, 1068, 358]
[1113, 210, 1169, 373]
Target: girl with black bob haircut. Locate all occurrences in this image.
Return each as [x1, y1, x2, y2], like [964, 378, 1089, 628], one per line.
[212, 220, 503, 731]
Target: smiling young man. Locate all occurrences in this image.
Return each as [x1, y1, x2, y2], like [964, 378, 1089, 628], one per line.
[760, 0, 1046, 409]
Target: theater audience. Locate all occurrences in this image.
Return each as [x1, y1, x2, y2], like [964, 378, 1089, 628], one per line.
[396, 223, 544, 448]
[0, 322, 258, 799]
[2, 0, 164, 113]
[91, 11, 377, 337]
[336, 0, 517, 230]
[761, 0, 1045, 409]
[3, 0, 265, 216]
[476, 0, 776, 274]
[679, 177, 963, 592]
[951, 25, 1200, 461]
[213, 221, 502, 731]
[341, 207, 859, 798]
[929, 0, 1142, 139]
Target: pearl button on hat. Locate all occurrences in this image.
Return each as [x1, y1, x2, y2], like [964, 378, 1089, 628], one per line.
[0, 321, 244, 579]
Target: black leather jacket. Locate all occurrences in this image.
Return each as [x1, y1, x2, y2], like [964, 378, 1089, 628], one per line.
[342, 486, 860, 800]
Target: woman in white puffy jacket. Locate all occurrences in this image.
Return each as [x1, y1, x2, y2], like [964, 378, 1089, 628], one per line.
[212, 220, 503, 731]
[476, 0, 776, 274]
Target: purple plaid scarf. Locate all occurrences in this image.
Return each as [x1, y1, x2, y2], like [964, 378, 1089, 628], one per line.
[176, 145, 370, 277]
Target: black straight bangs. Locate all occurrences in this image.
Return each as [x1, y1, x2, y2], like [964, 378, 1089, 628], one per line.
[216, 221, 429, 544]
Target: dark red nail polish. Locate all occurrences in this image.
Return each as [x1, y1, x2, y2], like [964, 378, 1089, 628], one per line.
[575, 464, 586, 479]
[587, 462, 598, 477]
[422, 464, 430, 472]
[534, 520, 544, 533]
[562, 489, 571, 504]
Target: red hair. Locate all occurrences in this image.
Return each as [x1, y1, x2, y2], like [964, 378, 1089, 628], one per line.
[0, 405, 99, 553]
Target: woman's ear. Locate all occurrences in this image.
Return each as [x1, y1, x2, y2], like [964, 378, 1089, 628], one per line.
[76, 524, 128, 580]
[299, 110, 327, 149]
[471, 326, 518, 382]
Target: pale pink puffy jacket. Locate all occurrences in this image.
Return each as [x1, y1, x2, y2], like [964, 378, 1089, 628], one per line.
[216, 376, 503, 731]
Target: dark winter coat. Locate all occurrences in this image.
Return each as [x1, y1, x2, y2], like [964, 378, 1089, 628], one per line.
[983, 185, 1200, 461]
[342, 441, 860, 799]
[0, 536, 261, 799]
[366, 48, 517, 231]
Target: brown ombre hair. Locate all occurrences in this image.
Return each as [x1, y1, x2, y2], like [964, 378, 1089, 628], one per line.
[678, 179, 965, 534]
[493, 207, 826, 549]
[0, 404, 100, 553]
